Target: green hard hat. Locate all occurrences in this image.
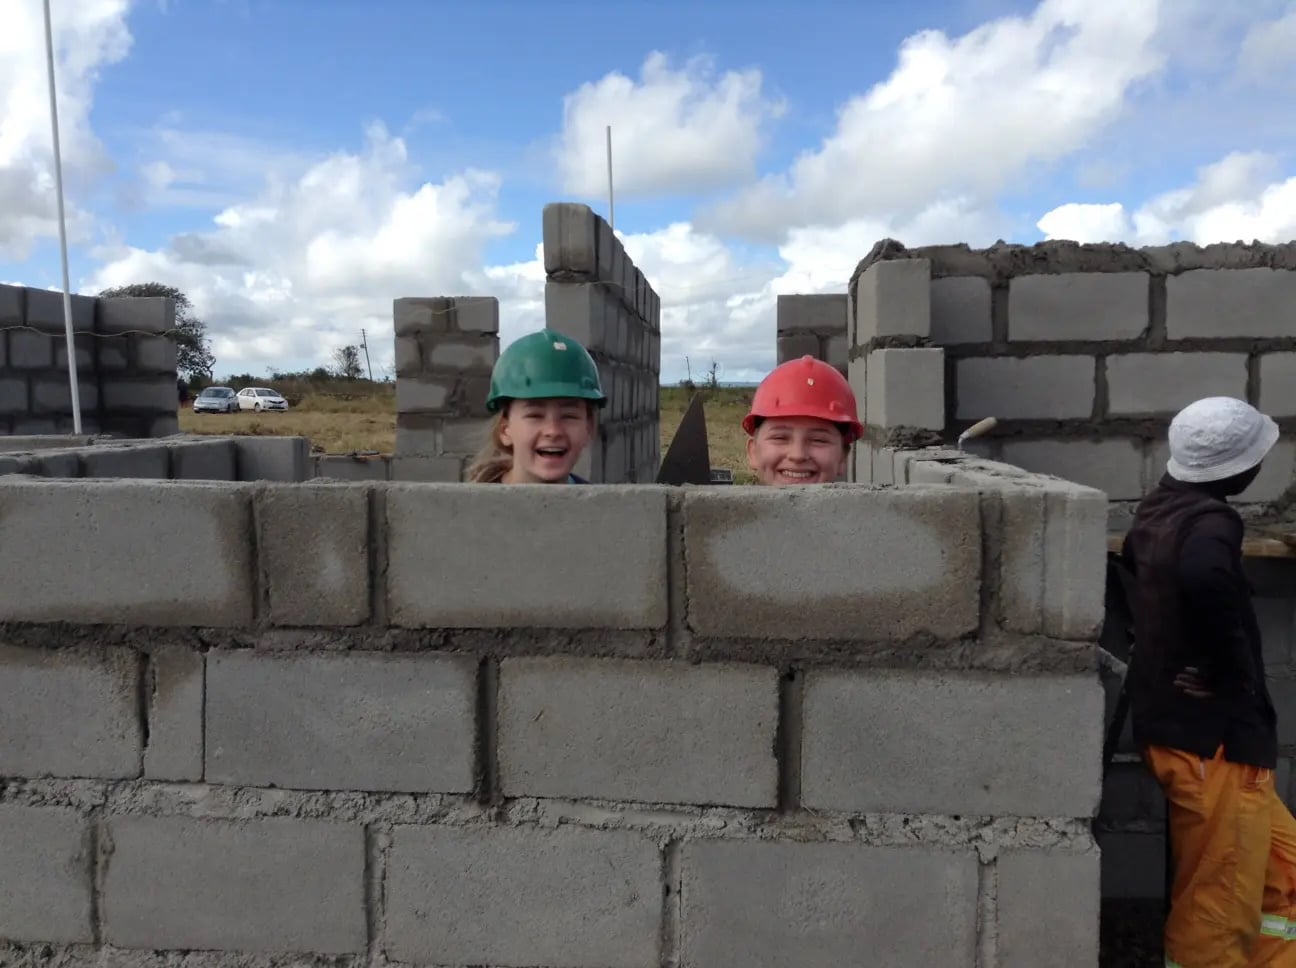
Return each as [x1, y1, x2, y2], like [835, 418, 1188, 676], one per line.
[486, 328, 606, 413]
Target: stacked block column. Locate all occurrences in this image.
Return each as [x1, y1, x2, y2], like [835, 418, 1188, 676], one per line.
[392, 296, 500, 481]
[0, 284, 178, 437]
[543, 203, 661, 483]
[776, 294, 848, 376]
[846, 259, 946, 484]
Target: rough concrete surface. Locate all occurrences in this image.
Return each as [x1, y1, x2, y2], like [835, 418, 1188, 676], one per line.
[1167, 266, 1296, 338]
[169, 438, 237, 480]
[258, 483, 370, 626]
[1261, 352, 1296, 418]
[101, 814, 366, 954]
[865, 347, 946, 430]
[386, 823, 662, 967]
[498, 657, 779, 808]
[82, 444, 169, 479]
[681, 840, 978, 968]
[206, 651, 477, 793]
[684, 485, 981, 641]
[956, 356, 1096, 420]
[0, 805, 92, 943]
[0, 644, 141, 778]
[930, 275, 993, 345]
[386, 484, 669, 629]
[1000, 438, 1145, 501]
[1106, 352, 1248, 416]
[801, 671, 1103, 817]
[1008, 271, 1149, 341]
[997, 847, 1101, 968]
[853, 258, 932, 341]
[0, 480, 254, 626]
[234, 437, 312, 482]
[142, 646, 204, 781]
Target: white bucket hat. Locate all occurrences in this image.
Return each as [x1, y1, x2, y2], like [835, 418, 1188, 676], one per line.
[1166, 396, 1280, 483]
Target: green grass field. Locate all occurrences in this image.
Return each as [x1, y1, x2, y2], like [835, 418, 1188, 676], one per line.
[179, 380, 759, 483]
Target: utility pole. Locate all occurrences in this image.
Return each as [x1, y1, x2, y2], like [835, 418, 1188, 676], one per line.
[360, 328, 373, 381]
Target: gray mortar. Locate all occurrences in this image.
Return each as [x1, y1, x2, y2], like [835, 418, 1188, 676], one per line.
[0, 778, 1094, 853]
[0, 622, 1096, 671]
[848, 237, 1296, 299]
[0, 946, 363, 967]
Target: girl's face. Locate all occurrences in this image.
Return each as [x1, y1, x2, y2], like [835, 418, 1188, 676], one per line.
[747, 417, 848, 485]
[499, 398, 595, 483]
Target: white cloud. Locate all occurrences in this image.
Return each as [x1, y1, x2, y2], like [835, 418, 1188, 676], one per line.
[0, 0, 131, 258]
[556, 52, 783, 198]
[1239, 6, 1296, 84]
[1037, 151, 1296, 243]
[87, 124, 515, 376]
[702, 0, 1163, 241]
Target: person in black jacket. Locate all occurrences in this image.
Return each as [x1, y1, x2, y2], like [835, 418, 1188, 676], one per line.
[1123, 396, 1296, 967]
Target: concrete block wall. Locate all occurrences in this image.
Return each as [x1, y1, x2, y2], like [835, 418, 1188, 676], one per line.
[0, 474, 1105, 967]
[836, 239, 1296, 510]
[776, 293, 848, 376]
[0, 434, 313, 482]
[392, 295, 500, 482]
[0, 284, 180, 437]
[543, 202, 661, 483]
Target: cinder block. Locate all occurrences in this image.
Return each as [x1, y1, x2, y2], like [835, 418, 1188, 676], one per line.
[101, 376, 178, 412]
[865, 347, 945, 430]
[931, 276, 993, 345]
[258, 483, 369, 626]
[543, 202, 600, 277]
[0, 806, 93, 943]
[853, 258, 931, 342]
[1042, 479, 1108, 639]
[169, 438, 236, 480]
[26, 289, 95, 333]
[393, 296, 453, 335]
[0, 282, 21, 323]
[776, 332, 820, 364]
[997, 847, 1100, 968]
[684, 486, 980, 640]
[83, 444, 169, 479]
[386, 824, 661, 967]
[1256, 596, 1295, 666]
[1009, 272, 1148, 341]
[387, 484, 668, 628]
[95, 295, 172, 335]
[440, 416, 491, 455]
[97, 340, 128, 369]
[1261, 353, 1296, 418]
[547, 281, 606, 352]
[871, 443, 897, 485]
[0, 376, 25, 414]
[0, 434, 93, 453]
[395, 377, 450, 413]
[206, 651, 476, 793]
[234, 436, 311, 481]
[313, 455, 389, 481]
[10, 329, 53, 368]
[1167, 267, 1296, 338]
[681, 840, 977, 968]
[134, 334, 178, 372]
[956, 356, 1095, 420]
[53, 332, 94, 371]
[149, 414, 179, 437]
[31, 376, 98, 415]
[1000, 438, 1144, 500]
[451, 295, 499, 333]
[390, 455, 463, 481]
[394, 335, 422, 377]
[776, 294, 847, 336]
[102, 815, 365, 954]
[427, 334, 497, 370]
[143, 646, 204, 781]
[0, 644, 141, 778]
[499, 657, 777, 807]
[0, 480, 254, 626]
[823, 334, 848, 371]
[1241, 440, 1296, 503]
[1107, 353, 1248, 416]
[802, 671, 1103, 816]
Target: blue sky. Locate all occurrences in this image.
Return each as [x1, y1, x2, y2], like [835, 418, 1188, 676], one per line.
[2, 0, 1294, 382]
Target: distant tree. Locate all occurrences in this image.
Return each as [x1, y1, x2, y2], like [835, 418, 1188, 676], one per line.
[332, 345, 363, 380]
[97, 282, 216, 380]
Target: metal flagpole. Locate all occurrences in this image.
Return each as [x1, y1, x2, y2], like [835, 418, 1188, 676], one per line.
[43, 0, 83, 434]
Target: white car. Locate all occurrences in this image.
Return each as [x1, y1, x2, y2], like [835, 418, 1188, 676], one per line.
[236, 387, 289, 412]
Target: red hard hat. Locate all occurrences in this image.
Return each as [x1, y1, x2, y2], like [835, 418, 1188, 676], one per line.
[742, 355, 864, 443]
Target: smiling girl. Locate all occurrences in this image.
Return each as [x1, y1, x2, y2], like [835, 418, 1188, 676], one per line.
[742, 355, 863, 485]
[466, 328, 606, 484]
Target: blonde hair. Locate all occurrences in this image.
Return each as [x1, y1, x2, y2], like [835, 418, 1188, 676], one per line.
[465, 411, 512, 484]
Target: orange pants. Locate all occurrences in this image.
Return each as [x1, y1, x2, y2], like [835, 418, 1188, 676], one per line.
[1146, 744, 1296, 967]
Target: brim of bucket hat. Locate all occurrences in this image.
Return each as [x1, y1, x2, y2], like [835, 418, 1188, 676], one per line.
[1167, 413, 1280, 483]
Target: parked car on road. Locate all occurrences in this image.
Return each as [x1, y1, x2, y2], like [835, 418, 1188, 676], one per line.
[193, 386, 238, 414]
[236, 387, 290, 412]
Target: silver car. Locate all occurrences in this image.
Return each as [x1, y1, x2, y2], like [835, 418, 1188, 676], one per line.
[193, 386, 238, 414]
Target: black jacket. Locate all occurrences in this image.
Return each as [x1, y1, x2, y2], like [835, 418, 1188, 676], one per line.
[1121, 474, 1277, 767]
